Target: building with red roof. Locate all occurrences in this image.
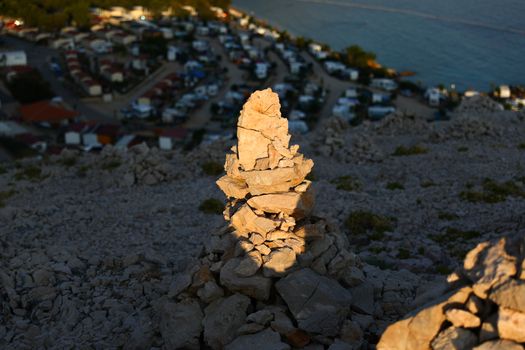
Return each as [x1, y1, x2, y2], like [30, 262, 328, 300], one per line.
[20, 101, 79, 126]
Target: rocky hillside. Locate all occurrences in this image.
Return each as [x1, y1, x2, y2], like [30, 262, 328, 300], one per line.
[0, 96, 524, 348]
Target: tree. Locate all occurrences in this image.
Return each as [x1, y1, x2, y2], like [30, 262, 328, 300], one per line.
[343, 45, 376, 69]
[8, 70, 54, 104]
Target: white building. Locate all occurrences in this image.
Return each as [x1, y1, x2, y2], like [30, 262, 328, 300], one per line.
[0, 51, 27, 67]
[371, 78, 398, 91]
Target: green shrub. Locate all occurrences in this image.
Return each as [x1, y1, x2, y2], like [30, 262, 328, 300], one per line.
[436, 265, 452, 275]
[417, 247, 425, 255]
[457, 146, 469, 152]
[14, 166, 44, 181]
[0, 166, 6, 175]
[201, 161, 223, 176]
[397, 248, 411, 259]
[392, 145, 428, 156]
[431, 227, 480, 243]
[518, 143, 525, 150]
[331, 175, 361, 191]
[345, 211, 393, 237]
[60, 157, 77, 168]
[386, 182, 404, 190]
[199, 198, 224, 215]
[0, 189, 16, 208]
[460, 178, 525, 203]
[101, 160, 122, 171]
[420, 180, 435, 188]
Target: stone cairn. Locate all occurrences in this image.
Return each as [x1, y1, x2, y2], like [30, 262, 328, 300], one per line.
[378, 232, 525, 350]
[169, 89, 368, 350]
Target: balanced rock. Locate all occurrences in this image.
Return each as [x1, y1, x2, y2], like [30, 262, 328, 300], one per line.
[175, 89, 367, 348]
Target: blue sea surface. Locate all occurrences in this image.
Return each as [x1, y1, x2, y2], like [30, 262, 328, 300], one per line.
[233, 0, 525, 91]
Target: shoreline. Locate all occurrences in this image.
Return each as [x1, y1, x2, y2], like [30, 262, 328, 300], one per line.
[230, 3, 524, 93]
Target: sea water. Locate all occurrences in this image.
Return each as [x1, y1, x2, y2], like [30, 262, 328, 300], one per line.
[233, 0, 525, 91]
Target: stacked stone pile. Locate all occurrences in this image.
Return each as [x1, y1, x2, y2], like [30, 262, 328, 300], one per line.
[170, 89, 372, 349]
[378, 232, 525, 350]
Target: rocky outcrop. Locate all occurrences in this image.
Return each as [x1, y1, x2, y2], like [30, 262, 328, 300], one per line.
[377, 232, 525, 350]
[167, 89, 369, 349]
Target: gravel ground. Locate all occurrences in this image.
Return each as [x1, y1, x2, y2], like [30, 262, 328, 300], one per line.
[1, 97, 524, 348]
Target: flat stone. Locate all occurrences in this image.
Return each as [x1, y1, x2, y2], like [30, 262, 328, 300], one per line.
[246, 310, 273, 326]
[489, 279, 525, 312]
[225, 328, 290, 350]
[231, 204, 280, 236]
[217, 176, 249, 199]
[220, 258, 272, 300]
[203, 294, 251, 350]
[247, 190, 314, 219]
[159, 300, 202, 350]
[445, 309, 481, 328]
[263, 248, 297, 277]
[497, 307, 525, 343]
[197, 281, 224, 303]
[235, 251, 263, 277]
[474, 340, 524, 350]
[349, 281, 375, 315]
[275, 268, 352, 336]
[237, 127, 272, 171]
[431, 327, 477, 350]
[240, 159, 314, 195]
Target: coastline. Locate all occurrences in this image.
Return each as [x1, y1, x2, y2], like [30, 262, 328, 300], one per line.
[230, 1, 525, 93]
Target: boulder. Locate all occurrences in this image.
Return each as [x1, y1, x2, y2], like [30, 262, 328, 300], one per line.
[220, 258, 272, 300]
[474, 340, 524, 350]
[275, 268, 352, 336]
[463, 238, 517, 298]
[497, 307, 525, 343]
[203, 294, 251, 349]
[489, 279, 525, 312]
[225, 328, 290, 350]
[235, 251, 263, 277]
[431, 327, 477, 350]
[262, 248, 297, 277]
[159, 300, 203, 350]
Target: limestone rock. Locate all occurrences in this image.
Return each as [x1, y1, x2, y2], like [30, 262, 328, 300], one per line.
[474, 340, 524, 350]
[445, 309, 481, 328]
[235, 251, 263, 277]
[463, 238, 517, 298]
[431, 327, 477, 350]
[275, 268, 352, 336]
[231, 204, 280, 236]
[247, 191, 314, 219]
[240, 159, 314, 195]
[220, 258, 272, 300]
[497, 307, 525, 343]
[225, 328, 290, 350]
[349, 281, 375, 315]
[217, 176, 249, 199]
[159, 300, 203, 350]
[203, 294, 251, 349]
[489, 279, 525, 312]
[262, 248, 297, 277]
